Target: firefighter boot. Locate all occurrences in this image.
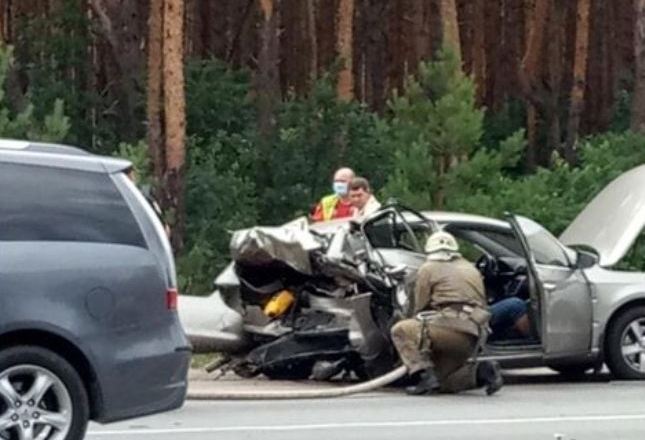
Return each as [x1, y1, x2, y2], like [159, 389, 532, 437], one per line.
[405, 368, 440, 395]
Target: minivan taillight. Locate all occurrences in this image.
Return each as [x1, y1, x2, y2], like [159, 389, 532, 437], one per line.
[167, 288, 178, 310]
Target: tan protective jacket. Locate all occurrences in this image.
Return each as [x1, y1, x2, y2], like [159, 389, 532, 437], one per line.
[413, 256, 489, 337]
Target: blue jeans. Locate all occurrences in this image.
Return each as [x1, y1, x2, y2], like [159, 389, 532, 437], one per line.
[489, 297, 528, 340]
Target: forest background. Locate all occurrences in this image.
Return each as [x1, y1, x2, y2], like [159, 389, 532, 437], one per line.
[3, 0, 645, 296]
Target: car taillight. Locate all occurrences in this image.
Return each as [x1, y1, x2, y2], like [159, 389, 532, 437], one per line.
[167, 288, 178, 310]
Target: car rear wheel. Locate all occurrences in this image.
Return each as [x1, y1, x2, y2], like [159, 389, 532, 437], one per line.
[605, 306, 645, 380]
[0, 346, 89, 440]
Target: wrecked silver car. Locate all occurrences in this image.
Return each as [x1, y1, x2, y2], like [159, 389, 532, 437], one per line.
[180, 164, 645, 380]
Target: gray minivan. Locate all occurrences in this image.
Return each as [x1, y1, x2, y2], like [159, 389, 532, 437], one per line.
[0, 139, 191, 440]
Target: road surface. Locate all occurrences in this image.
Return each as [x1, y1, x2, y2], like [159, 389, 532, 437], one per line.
[86, 369, 645, 440]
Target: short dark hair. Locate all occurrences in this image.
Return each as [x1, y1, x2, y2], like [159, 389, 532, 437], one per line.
[349, 176, 371, 192]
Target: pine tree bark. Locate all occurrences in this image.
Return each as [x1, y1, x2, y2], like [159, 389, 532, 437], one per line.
[0, 0, 8, 43]
[545, 0, 564, 162]
[521, 0, 549, 170]
[438, 0, 461, 60]
[631, 0, 645, 132]
[471, 0, 486, 104]
[364, 0, 389, 111]
[519, 0, 538, 171]
[306, 0, 318, 78]
[147, 0, 164, 181]
[336, 0, 354, 100]
[89, 0, 146, 142]
[257, 0, 280, 138]
[519, 0, 549, 105]
[162, 0, 186, 252]
[564, 0, 591, 162]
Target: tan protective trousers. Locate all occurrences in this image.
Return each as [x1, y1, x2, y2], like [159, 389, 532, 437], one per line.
[391, 318, 478, 393]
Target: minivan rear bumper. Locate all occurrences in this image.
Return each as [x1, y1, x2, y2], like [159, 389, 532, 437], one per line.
[91, 319, 192, 424]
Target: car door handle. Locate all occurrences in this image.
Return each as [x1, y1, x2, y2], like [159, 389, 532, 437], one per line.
[543, 282, 556, 292]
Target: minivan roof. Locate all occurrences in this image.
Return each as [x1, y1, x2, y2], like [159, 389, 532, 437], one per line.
[0, 138, 132, 173]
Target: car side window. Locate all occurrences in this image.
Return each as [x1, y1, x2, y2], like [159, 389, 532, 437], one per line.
[454, 237, 485, 262]
[516, 217, 571, 267]
[363, 213, 397, 248]
[0, 163, 146, 247]
[363, 211, 424, 252]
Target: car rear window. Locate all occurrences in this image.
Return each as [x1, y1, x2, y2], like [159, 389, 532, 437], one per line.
[0, 163, 146, 247]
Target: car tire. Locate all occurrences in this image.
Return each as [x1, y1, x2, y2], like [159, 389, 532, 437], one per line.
[0, 345, 89, 440]
[605, 306, 645, 380]
[547, 363, 594, 379]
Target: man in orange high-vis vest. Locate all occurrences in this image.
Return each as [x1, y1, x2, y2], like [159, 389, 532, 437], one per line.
[310, 167, 355, 222]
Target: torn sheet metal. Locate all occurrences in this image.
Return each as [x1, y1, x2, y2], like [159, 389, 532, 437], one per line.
[230, 224, 323, 274]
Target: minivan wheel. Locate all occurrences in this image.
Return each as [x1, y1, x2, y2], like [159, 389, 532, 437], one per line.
[0, 346, 89, 440]
[605, 306, 645, 380]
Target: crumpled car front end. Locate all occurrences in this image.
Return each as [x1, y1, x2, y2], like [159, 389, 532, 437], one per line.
[178, 217, 402, 379]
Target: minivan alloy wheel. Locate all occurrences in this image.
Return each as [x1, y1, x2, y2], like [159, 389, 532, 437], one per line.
[620, 317, 645, 374]
[0, 365, 73, 440]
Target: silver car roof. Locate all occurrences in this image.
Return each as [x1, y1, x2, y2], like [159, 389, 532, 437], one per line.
[308, 209, 511, 233]
[420, 211, 511, 230]
[0, 138, 131, 173]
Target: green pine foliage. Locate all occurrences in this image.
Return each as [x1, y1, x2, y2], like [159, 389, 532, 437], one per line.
[0, 46, 70, 141]
[381, 47, 524, 212]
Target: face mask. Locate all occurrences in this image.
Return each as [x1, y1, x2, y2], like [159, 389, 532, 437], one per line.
[333, 181, 348, 196]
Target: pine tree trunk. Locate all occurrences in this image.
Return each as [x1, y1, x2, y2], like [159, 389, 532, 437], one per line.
[545, 0, 564, 162]
[472, 0, 486, 104]
[162, 0, 186, 252]
[387, 0, 405, 93]
[631, 0, 645, 132]
[364, 0, 389, 111]
[0, 0, 8, 43]
[520, 0, 549, 103]
[89, 0, 146, 142]
[147, 0, 164, 182]
[412, 0, 431, 66]
[257, 0, 280, 138]
[306, 0, 318, 78]
[520, 0, 538, 171]
[521, 0, 549, 170]
[201, 0, 228, 58]
[336, 0, 354, 100]
[564, 0, 591, 162]
[439, 0, 461, 60]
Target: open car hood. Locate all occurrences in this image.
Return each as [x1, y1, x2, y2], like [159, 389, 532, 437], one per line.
[559, 164, 645, 267]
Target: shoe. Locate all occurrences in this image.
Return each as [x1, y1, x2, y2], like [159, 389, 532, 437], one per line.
[477, 361, 503, 396]
[405, 368, 440, 395]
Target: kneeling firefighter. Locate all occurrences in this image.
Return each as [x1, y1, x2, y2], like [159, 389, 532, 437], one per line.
[390, 231, 503, 396]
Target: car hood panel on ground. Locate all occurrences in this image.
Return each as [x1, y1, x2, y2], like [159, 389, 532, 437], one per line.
[559, 164, 645, 267]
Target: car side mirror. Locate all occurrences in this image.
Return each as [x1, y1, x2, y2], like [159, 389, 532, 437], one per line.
[574, 250, 596, 269]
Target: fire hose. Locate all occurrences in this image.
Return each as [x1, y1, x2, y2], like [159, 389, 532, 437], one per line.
[186, 365, 408, 400]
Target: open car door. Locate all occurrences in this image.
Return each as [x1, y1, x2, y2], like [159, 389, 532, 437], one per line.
[507, 214, 593, 357]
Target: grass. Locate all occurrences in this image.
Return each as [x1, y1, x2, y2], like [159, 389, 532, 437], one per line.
[190, 352, 222, 369]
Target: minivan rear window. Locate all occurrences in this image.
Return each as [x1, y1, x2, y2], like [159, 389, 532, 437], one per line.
[0, 163, 146, 247]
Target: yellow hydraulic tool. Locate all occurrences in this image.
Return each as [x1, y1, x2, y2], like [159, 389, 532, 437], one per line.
[263, 289, 295, 318]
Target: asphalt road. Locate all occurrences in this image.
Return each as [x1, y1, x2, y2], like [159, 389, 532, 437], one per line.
[86, 370, 645, 440]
